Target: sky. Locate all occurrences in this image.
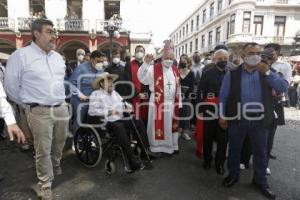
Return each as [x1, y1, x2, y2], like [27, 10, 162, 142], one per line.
[124, 0, 201, 48]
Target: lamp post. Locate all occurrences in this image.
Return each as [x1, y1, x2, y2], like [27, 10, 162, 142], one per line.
[102, 17, 122, 60]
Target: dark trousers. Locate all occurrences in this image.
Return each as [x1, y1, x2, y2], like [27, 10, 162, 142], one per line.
[203, 119, 228, 166]
[240, 133, 252, 166]
[267, 119, 277, 164]
[0, 118, 5, 137]
[106, 119, 149, 163]
[227, 120, 268, 185]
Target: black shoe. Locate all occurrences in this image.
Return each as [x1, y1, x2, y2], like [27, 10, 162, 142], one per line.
[146, 150, 162, 159]
[216, 165, 225, 175]
[143, 160, 154, 170]
[252, 180, 276, 200]
[203, 161, 211, 170]
[173, 150, 179, 155]
[129, 159, 144, 172]
[222, 176, 238, 187]
[269, 154, 277, 160]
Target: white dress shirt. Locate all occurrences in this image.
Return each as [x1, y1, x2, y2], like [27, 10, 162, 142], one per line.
[4, 42, 66, 105]
[88, 88, 132, 122]
[0, 82, 16, 125]
[272, 60, 292, 84]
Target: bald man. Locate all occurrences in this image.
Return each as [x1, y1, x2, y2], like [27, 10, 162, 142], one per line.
[196, 49, 229, 175]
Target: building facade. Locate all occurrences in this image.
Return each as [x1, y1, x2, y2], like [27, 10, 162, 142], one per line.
[0, 0, 152, 60]
[169, 0, 300, 59]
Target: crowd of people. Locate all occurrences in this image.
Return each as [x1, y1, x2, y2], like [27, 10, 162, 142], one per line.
[0, 18, 300, 200]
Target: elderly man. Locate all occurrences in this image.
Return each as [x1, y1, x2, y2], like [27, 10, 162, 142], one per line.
[5, 19, 69, 200]
[88, 72, 154, 171]
[69, 50, 106, 132]
[69, 48, 86, 72]
[219, 43, 288, 200]
[196, 49, 229, 175]
[137, 42, 181, 155]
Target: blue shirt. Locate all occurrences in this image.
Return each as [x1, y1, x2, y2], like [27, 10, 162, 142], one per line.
[4, 42, 66, 105]
[219, 66, 289, 117]
[69, 61, 103, 109]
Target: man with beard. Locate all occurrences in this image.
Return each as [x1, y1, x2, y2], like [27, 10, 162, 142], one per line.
[5, 19, 69, 200]
[197, 49, 229, 175]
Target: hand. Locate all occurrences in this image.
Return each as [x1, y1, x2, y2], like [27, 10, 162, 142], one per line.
[144, 54, 154, 65]
[218, 118, 228, 130]
[256, 62, 270, 74]
[7, 123, 26, 144]
[139, 93, 147, 100]
[79, 94, 89, 101]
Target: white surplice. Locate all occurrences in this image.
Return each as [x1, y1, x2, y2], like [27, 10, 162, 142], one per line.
[137, 63, 181, 154]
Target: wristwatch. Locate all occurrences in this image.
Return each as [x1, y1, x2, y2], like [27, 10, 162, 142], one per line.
[265, 69, 271, 76]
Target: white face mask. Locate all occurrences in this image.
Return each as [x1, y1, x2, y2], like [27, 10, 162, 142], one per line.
[95, 63, 103, 71]
[162, 60, 173, 68]
[78, 55, 84, 62]
[113, 57, 120, 64]
[135, 52, 144, 60]
[103, 61, 109, 68]
[244, 55, 261, 67]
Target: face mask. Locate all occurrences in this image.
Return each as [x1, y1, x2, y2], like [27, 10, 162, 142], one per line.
[179, 62, 187, 69]
[162, 60, 173, 68]
[78, 55, 84, 61]
[216, 61, 228, 69]
[244, 55, 261, 67]
[103, 61, 109, 68]
[113, 57, 120, 64]
[135, 52, 144, 60]
[95, 63, 103, 71]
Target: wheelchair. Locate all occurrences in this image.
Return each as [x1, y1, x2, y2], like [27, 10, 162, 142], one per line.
[73, 114, 146, 175]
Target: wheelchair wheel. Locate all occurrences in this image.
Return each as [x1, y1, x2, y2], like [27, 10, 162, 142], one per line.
[105, 160, 116, 175]
[74, 127, 102, 168]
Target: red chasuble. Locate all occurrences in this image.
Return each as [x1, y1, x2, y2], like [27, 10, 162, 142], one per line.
[130, 60, 148, 120]
[153, 62, 180, 140]
[194, 97, 220, 158]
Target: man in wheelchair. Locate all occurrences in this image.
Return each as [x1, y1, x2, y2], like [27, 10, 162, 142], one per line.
[88, 72, 155, 172]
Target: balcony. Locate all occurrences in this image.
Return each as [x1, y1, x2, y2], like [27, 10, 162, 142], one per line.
[275, 0, 288, 3]
[227, 34, 295, 45]
[56, 19, 89, 32]
[18, 18, 34, 30]
[95, 19, 125, 33]
[0, 17, 15, 30]
[227, 33, 253, 44]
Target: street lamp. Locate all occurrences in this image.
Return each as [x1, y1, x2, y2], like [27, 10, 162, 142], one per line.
[102, 17, 122, 60]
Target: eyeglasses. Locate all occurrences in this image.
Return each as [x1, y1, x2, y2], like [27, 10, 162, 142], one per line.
[45, 29, 57, 37]
[77, 53, 85, 56]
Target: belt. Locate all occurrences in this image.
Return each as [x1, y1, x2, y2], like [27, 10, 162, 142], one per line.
[245, 112, 264, 117]
[26, 103, 62, 109]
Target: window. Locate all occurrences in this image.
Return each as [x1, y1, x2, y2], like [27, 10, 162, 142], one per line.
[104, 0, 120, 20]
[190, 41, 193, 53]
[226, 21, 230, 39]
[183, 27, 185, 37]
[196, 15, 199, 30]
[195, 38, 198, 51]
[208, 31, 213, 46]
[179, 30, 182, 39]
[254, 16, 263, 36]
[210, 3, 214, 18]
[230, 14, 235, 35]
[191, 20, 194, 32]
[218, 0, 222, 12]
[186, 24, 188, 35]
[201, 35, 205, 48]
[0, 0, 8, 17]
[229, 0, 231, 5]
[179, 47, 181, 57]
[203, 9, 206, 23]
[274, 16, 286, 37]
[185, 44, 188, 53]
[243, 11, 251, 33]
[182, 46, 184, 54]
[216, 27, 221, 43]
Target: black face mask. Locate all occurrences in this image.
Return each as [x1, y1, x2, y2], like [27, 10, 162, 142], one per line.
[193, 57, 201, 63]
[217, 61, 228, 69]
[179, 62, 187, 68]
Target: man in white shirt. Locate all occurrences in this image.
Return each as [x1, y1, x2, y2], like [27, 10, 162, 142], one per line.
[89, 72, 154, 172]
[0, 82, 25, 181]
[5, 19, 69, 200]
[264, 43, 292, 175]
